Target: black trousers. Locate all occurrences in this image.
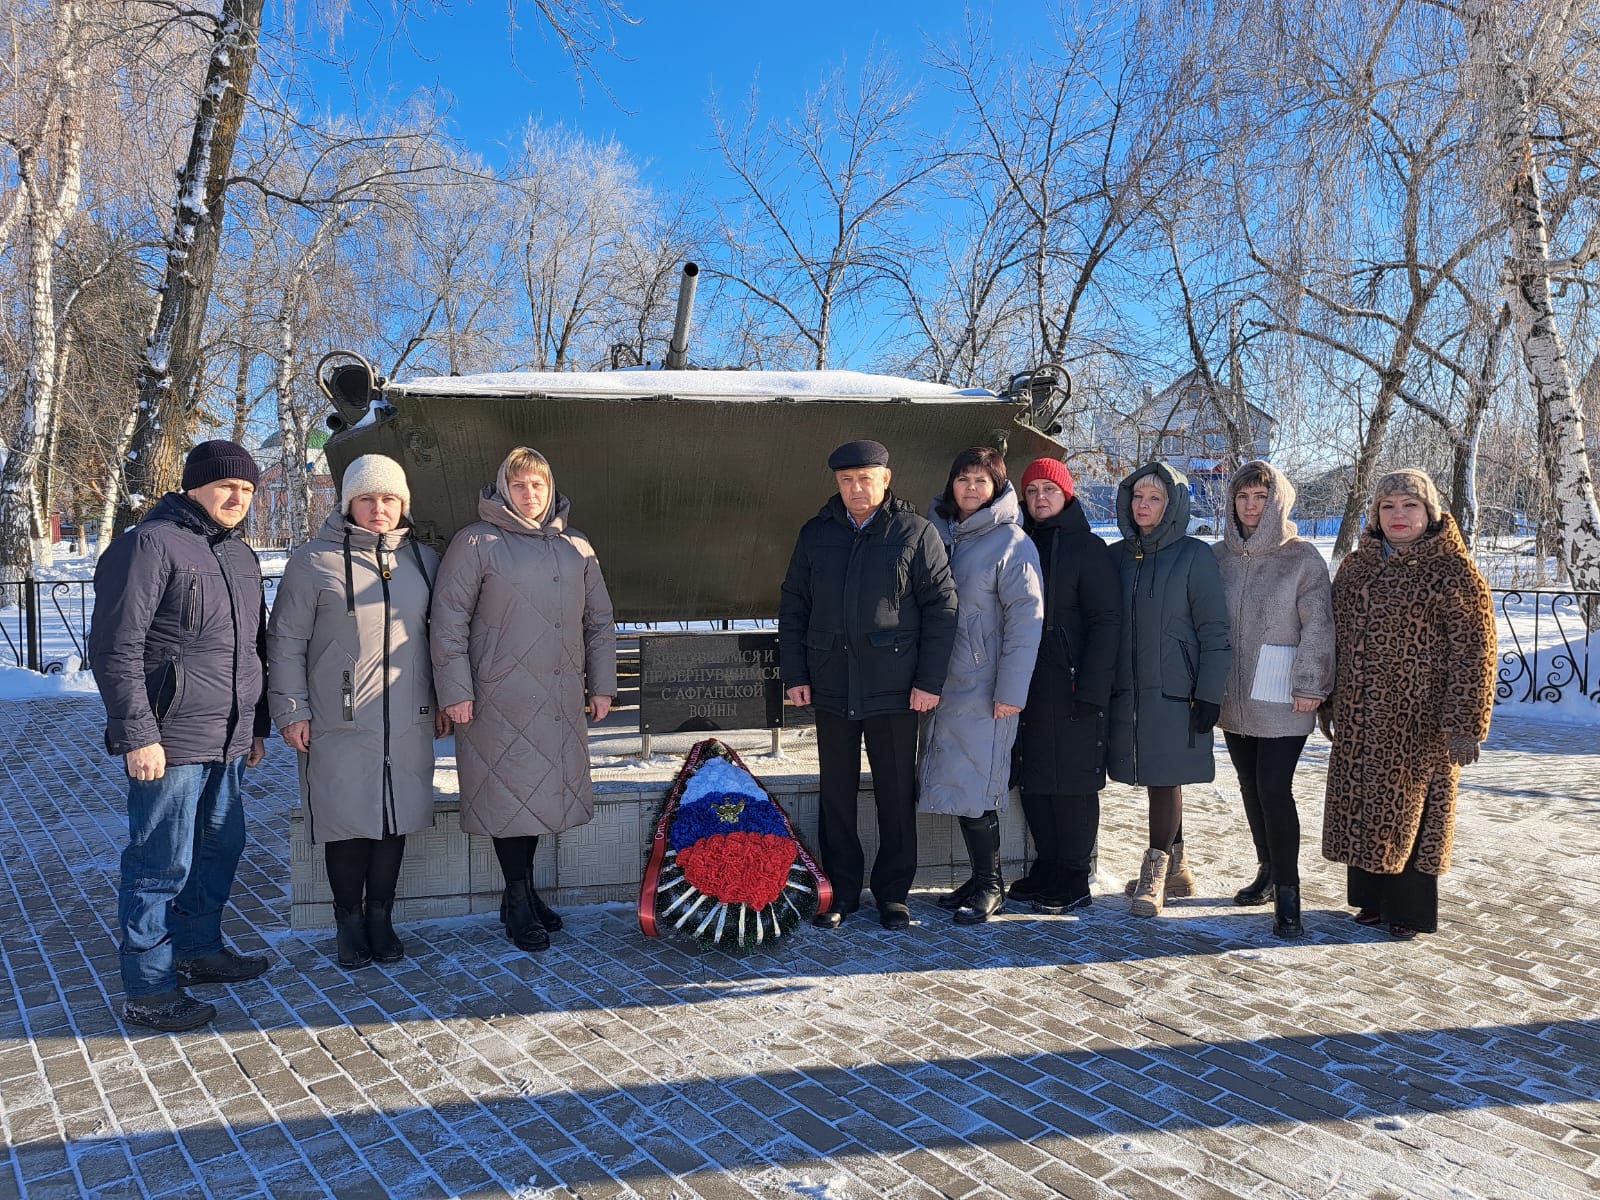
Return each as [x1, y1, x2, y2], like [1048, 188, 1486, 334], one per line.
[1348, 853, 1439, 933]
[1019, 790, 1099, 876]
[1223, 732, 1309, 886]
[324, 835, 406, 910]
[813, 708, 919, 910]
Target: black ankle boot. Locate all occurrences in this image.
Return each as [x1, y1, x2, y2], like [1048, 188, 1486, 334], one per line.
[504, 880, 550, 952]
[1272, 884, 1304, 938]
[954, 812, 1004, 925]
[1234, 862, 1275, 906]
[334, 905, 372, 968]
[527, 887, 564, 932]
[366, 899, 405, 963]
[937, 877, 979, 910]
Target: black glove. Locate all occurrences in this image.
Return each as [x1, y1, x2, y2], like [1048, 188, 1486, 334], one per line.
[1189, 700, 1220, 736]
[1072, 697, 1102, 720]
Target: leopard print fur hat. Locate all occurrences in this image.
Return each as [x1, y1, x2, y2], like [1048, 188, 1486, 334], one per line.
[1367, 468, 1444, 528]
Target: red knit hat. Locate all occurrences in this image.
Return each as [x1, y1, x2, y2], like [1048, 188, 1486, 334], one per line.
[1020, 458, 1075, 500]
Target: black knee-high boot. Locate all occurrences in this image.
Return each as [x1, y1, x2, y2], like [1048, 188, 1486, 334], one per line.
[953, 811, 1004, 925]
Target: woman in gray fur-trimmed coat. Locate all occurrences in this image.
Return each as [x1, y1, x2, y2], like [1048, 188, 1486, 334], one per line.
[917, 448, 1044, 925]
[1108, 461, 1231, 918]
[268, 455, 447, 970]
[1213, 460, 1334, 939]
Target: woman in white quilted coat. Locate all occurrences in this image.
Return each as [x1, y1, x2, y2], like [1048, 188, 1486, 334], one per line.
[431, 447, 616, 954]
[1212, 460, 1334, 939]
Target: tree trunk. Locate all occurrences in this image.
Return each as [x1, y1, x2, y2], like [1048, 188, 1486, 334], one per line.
[1448, 302, 1509, 550]
[1332, 384, 1398, 562]
[122, 0, 266, 520]
[94, 406, 142, 559]
[1500, 118, 1600, 591]
[0, 1, 85, 589]
[1470, 0, 1600, 593]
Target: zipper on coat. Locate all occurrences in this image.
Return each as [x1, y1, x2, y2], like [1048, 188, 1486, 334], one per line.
[1180, 640, 1199, 749]
[182, 571, 199, 631]
[342, 670, 354, 721]
[1130, 548, 1143, 781]
[378, 541, 397, 837]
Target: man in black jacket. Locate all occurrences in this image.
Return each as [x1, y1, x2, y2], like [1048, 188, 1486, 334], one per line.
[89, 440, 273, 1031]
[779, 440, 958, 930]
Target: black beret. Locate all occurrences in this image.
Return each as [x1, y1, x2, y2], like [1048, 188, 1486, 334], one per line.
[827, 440, 890, 471]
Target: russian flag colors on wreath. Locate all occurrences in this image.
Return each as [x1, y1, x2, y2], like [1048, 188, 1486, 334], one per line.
[639, 739, 832, 950]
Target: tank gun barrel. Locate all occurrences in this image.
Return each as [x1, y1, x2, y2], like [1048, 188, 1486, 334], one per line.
[665, 262, 699, 369]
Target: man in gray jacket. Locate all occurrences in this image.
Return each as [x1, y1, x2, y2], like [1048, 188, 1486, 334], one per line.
[89, 440, 272, 1032]
[779, 440, 958, 930]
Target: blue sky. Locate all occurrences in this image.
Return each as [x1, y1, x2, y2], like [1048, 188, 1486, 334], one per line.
[316, 0, 1063, 186]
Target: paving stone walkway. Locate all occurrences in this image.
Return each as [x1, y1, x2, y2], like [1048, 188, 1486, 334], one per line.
[2, 697, 1597, 1199]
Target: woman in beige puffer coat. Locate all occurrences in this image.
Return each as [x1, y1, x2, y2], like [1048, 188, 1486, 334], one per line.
[430, 447, 617, 954]
[268, 454, 445, 970]
[1213, 460, 1334, 940]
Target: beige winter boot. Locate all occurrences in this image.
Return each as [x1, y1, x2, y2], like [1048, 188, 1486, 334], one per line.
[1129, 848, 1170, 918]
[1124, 841, 1194, 899]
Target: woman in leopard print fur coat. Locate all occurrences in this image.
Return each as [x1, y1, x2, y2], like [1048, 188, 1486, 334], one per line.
[1321, 469, 1496, 940]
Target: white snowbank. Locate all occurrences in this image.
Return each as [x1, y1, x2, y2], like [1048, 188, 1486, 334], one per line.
[385, 368, 998, 403]
[0, 662, 99, 701]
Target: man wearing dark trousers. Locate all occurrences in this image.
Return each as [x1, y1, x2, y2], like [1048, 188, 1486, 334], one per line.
[779, 440, 958, 930]
[89, 440, 273, 1032]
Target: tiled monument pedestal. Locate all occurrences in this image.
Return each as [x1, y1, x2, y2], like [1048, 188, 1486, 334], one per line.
[288, 731, 1032, 929]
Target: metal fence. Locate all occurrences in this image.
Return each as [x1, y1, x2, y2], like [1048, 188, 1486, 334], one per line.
[1493, 589, 1600, 707]
[0, 576, 280, 675]
[4, 579, 1598, 712]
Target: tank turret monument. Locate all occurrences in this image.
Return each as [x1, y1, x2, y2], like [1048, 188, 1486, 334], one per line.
[291, 265, 1071, 928]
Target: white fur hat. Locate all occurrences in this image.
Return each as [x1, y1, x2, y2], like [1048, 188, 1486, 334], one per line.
[340, 454, 410, 516]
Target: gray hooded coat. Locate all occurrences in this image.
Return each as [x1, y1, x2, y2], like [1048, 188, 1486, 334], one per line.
[916, 485, 1044, 817]
[430, 481, 617, 838]
[1107, 462, 1231, 787]
[267, 510, 441, 844]
[1213, 461, 1335, 739]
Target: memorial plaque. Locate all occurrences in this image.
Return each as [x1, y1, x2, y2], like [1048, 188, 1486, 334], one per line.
[638, 632, 783, 734]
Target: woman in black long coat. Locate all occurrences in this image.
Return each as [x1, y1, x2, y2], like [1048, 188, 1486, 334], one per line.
[1006, 459, 1122, 912]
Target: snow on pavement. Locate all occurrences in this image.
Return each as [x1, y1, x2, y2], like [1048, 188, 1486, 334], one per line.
[0, 696, 1597, 1198]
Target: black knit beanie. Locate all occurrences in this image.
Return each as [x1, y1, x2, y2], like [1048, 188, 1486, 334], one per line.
[182, 440, 261, 490]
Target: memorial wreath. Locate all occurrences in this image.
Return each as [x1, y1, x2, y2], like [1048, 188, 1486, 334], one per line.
[638, 739, 831, 950]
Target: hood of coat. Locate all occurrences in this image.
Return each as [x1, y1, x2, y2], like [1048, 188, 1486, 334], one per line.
[312, 507, 414, 552]
[927, 482, 1022, 544]
[1115, 461, 1191, 550]
[148, 491, 244, 543]
[1221, 460, 1298, 555]
[477, 483, 572, 537]
[1354, 508, 1470, 565]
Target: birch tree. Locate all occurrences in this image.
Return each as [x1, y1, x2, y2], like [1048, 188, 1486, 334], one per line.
[0, 0, 86, 584]
[120, 0, 635, 519]
[1464, 0, 1600, 589]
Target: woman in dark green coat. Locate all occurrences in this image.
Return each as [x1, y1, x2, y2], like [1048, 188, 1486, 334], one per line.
[1107, 462, 1231, 918]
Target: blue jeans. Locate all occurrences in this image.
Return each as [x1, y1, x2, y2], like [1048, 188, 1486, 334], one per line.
[118, 759, 247, 999]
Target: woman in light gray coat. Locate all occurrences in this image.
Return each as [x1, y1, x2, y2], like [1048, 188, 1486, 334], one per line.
[918, 448, 1044, 925]
[268, 455, 446, 970]
[1213, 460, 1334, 940]
[1108, 461, 1231, 918]
[431, 447, 616, 955]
